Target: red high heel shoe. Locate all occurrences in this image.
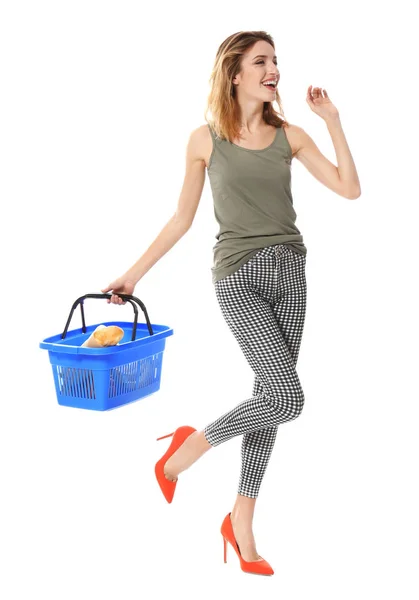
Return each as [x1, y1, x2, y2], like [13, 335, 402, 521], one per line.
[154, 426, 196, 503]
[221, 513, 274, 576]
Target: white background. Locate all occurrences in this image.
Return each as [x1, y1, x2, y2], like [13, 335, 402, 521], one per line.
[1, 1, 418, 598]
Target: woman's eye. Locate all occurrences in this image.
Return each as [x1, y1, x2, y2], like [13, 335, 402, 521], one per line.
[256, 60, 278, 66]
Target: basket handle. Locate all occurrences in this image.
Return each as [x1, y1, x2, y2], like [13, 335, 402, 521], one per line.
[60, 293, 154, 342]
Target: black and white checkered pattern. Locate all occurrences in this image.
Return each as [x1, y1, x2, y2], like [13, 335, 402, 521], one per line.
[204, 244, 307, 497]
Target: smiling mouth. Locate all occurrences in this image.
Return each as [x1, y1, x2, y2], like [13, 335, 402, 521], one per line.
[261, 82, 277, 91]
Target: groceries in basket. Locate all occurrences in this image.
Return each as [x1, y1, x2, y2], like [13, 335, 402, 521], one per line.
[81, 324, 124, 348]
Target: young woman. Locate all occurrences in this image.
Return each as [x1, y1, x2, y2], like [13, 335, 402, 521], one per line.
[102, 31, 361, 575]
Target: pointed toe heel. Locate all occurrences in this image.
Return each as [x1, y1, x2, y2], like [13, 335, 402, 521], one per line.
[154, 425, 196, 503]
[220, 512, 274, 576]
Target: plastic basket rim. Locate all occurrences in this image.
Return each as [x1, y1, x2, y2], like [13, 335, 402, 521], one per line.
[39, 320, 173, 355]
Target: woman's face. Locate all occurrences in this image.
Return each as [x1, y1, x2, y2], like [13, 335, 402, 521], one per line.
[233, 40, 280, 100]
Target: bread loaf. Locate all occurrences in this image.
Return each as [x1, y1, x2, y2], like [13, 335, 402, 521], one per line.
[81, 325, 124, 348]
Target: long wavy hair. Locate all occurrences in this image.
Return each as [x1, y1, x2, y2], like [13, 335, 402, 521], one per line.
[204, 31, 289, 143]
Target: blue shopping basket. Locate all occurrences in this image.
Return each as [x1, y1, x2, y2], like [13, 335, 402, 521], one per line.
[39, 293, 173, 411]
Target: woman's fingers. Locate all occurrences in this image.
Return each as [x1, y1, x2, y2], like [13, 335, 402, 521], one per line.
[102, 285, 129, 305]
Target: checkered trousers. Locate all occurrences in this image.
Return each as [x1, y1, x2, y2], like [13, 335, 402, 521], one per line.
[204, 244, 307, 498]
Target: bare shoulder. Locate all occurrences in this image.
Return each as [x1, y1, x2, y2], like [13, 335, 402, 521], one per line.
[282, 122, 306, 158]
[183, 124, 212, 169]
[195, 124, 213, 168]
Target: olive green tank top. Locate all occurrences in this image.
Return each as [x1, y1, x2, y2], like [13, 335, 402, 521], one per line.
[206, 123, 307, 284]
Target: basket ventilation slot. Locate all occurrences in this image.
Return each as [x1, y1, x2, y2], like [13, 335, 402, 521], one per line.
[108, 355, 158, 398]
[58, 366, 96, 399]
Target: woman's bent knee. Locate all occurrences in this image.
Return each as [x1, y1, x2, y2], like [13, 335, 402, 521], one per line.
[264, 387, 305, 423]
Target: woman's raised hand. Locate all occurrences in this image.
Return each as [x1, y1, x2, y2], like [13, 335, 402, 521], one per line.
[101, 277, 136, 305]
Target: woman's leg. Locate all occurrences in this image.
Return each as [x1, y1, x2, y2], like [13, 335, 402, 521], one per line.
[165, 246, 307, 487]
[163, 281, 301, 486]
[229, 256, 307, 560]
[164, 246, 306, 560]
[237, 256, 307, 498]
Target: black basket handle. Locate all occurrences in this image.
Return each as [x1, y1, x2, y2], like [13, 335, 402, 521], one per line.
[61, 293, 154, 342]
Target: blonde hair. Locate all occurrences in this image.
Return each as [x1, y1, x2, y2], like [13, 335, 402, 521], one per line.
[204, 31, 289, 143]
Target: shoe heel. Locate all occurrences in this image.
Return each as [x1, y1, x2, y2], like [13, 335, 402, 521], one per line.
[223, 536, 227, 563]
[156, 432, 175, 441]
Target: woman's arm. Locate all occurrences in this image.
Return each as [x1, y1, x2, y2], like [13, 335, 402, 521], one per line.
[124, 127, 206, 284]
[291, 117, 361, 199]
[124, 215, 192, 284]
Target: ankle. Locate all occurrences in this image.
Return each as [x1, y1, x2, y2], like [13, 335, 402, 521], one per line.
[230, 511, 252, 531]
[196, 430, 213, 452]
[231, 494, 257, 526]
